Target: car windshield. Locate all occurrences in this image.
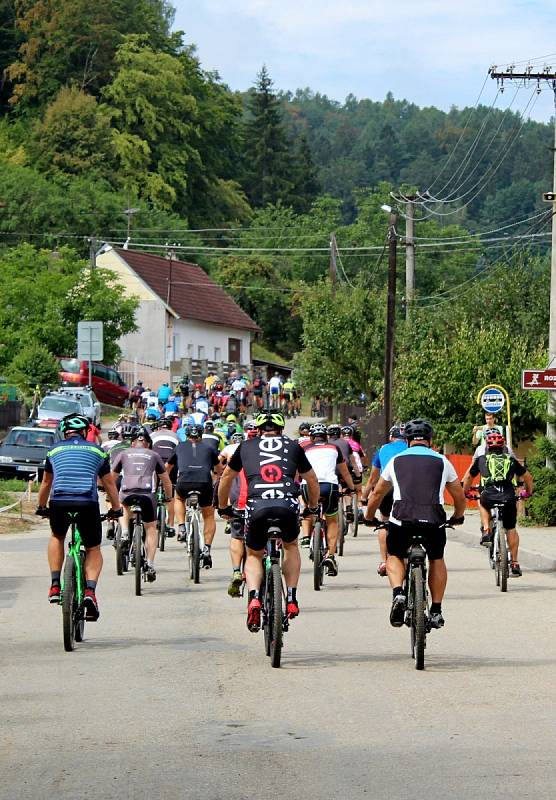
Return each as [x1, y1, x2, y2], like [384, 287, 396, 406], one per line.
[59, 358, 80, 374]
[4, 429, 56, 447]
[40, 397, 81, 413]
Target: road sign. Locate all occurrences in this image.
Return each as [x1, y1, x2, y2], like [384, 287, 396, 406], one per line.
[77, 321, 103, 361]
[480, 387, 505, 413]
[521, 368, 556, 390]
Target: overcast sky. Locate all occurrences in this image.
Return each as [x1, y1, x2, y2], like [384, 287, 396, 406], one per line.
[174, 0, 556, 122]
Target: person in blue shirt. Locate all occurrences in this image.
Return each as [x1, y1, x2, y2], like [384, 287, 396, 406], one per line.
[157, 382, 172, 404]
[163, 396, 179, 413]
[362, 424, 407, 576]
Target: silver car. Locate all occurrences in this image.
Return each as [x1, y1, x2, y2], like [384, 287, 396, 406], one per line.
[36, 394, 86, 426]
[55, 386, 101, 426]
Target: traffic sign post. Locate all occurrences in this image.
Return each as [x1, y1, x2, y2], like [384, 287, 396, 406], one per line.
[476, 383, 512, 448]
[77, 321, 103, 385]
[521, 368, 556, 390]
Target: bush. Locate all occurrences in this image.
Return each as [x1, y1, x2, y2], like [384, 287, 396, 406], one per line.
[7, 343, 60, 393]
[524, 437, 556, 526]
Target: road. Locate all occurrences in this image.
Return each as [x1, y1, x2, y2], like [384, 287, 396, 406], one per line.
[2, 513, 556, 799]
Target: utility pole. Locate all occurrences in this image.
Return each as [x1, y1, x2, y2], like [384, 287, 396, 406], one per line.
[89, 235, 97, 270]
[404, 196, 416, 320]
[384, 210, 398, 436]
[329, 232, 338, 294]
[489, 66, 556, 452]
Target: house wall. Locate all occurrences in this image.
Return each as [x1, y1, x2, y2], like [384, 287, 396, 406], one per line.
[172, 318, 252, 364]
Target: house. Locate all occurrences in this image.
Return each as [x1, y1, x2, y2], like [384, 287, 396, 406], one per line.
[96, 246, 261, 381]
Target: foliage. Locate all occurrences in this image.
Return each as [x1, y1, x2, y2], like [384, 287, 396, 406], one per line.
[523, 438, 556, 526]
[0, 245, 139, 369]
[7, 342, 60, 391]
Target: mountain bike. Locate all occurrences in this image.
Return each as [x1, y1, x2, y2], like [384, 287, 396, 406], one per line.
[260, 526, 290, 668]
[113, 517, 129, 576]
[350, 493, 359, 537]
[490, 503, 511, 592]
[127, 498, 148, 596]
[308, 501, 327, 591]
[185, 490, 204, 584]
[337, 494, 347, 556]
[156, 483, 167, 552]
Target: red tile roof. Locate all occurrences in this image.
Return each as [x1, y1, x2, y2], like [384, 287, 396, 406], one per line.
[113, 248, 260, 333]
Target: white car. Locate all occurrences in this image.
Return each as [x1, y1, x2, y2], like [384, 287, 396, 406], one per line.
[36, 394, 86, 427]
[55, 386, 101, 427]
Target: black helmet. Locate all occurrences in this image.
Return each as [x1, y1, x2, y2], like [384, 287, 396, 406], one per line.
[327, 424, 341, 437]
[131, 426, 152, 447]
[310, 423, 328, 439]
[298, 422, 310, 434]
[107, 429, 120, 440]
[404, 419, 433, 442]
[188, 424, 203, 438]
[204, 420, 215, 432]
[158, 417, 173, 429]
[389, 424, 406, 440]
[121, 423, 135, 440]
[59, 413, 90, 437]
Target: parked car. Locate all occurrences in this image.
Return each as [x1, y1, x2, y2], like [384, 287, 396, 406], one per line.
[36, 393, 85, 426]
[58, 358, 129, 407]
[55, 386, 101, 427]
[0, 426, 62, 480]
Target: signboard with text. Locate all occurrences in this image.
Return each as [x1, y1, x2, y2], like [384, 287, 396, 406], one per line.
[521, 369, 556, 390]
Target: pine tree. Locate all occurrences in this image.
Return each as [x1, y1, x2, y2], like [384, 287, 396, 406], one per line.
[290, 132, 320, 213]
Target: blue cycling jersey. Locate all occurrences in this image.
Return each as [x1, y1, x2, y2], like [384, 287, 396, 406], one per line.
[372, 439, 408, 471]
[45, 436, 110, 503]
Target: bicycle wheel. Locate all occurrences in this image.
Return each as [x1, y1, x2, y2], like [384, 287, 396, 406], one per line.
[158, 502, 166, 552]
[190, 516, 201, 584]
[494, 522, 501, 587]
[312, 521, 324, 591]
[337, 501, 345, 557]
[62, 556, 77, 652]
[410, 566, 426, 670]
[499, 526, 509, 593]
[352, 495, 359, 538]
[115, 523, 124, 576]
[269, 563, 283, 668]
[134, 523, 142, 596]
[262, 573, 271, 656]
[74, 553, 85, 643]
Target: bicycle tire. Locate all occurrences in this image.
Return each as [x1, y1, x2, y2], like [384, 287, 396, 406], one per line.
[62, 556, 76, 652]
[312, 521, 324, 591]
[337, 501, 345, 557]
[74, 553, 85, 643]
[262, 573, 271, 656]
[134, 523, 142, 596]
[158, 502, 166, 552]
[352, 495, 359, 537]
[115, 523, 124, 576]
[269, 563, 283, 668]
[191, 516, 201, 584]
[494, 519, 501, 587]
[411, 566, 426, 670]
[499, 525, 509, 593]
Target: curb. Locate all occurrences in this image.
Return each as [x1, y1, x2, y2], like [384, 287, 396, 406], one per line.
[449, 526, 556, 573]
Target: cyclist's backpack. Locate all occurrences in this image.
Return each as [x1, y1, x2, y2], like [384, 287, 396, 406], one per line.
[480, 453, 512, 487]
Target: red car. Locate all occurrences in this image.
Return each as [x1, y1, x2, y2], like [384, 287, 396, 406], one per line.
[58, 358, 129, 407]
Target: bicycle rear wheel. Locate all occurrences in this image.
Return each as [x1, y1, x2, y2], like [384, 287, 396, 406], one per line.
[62, 557, 77, 652]
[74, 553, 85, 643]
[190, 516, 201, 584]
[352, 495, 359, 537]
[312, 521, 324, 591]
[269, 563, 283, 668]
[499, 526, 509, 593]
[337, 501, 345, 557]
[134, 523, 142, 596]
[158, 502, 166, 552]
[494, 522, 501, 587]
[410, 566, 426, 670]
[115, 523, 124, 575]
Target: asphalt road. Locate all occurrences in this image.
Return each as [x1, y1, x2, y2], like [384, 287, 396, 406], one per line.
[2, 515, 556, 800]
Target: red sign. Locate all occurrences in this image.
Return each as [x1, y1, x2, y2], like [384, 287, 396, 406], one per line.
[521, 369, 556, 390]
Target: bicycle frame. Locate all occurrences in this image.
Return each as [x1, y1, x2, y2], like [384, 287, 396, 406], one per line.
[61, 517, 85, 605]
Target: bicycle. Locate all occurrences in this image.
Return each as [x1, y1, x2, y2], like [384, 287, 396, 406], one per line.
[259, 525, 290, 668]
[308, 501, 327, 591]
[337, 492, 348, 556]
[156, 483, 167, 552]
[127, 498, 149, 596]
[112, 516, 129, 576]
[468, 489, 511, 592]
[185, 490, 204, 584]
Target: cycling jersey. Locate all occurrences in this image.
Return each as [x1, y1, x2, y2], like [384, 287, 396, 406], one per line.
[111, 447, 166, 494]
[302, 441, 343, 484]
[202, 432, 225, 453]
[228, 436, 312, 500]
[45, 437, 110, 503]
[372, 439, 407, 471]
[168, 440, 218, 483]
[328, 436, 352, 463]
[157, 385, 172, 403]
[381, 446, 458, 527]
[151, 429, 179, 464]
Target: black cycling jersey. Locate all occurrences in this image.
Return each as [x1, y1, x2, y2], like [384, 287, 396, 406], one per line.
[228, 435, 312, 501]
[329, 436, 352, 463]
[168, 440, 218, 483]
[150, 430, 179, 464]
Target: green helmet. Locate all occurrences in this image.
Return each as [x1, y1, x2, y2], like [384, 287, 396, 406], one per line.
[254, 410, 285, 430]
[59, 413, 90, 436]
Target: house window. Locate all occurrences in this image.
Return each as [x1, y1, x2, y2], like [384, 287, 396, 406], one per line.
[228, 338, 241, 363]
[214, 347, 221, 362]
[198, 345, 205, 359]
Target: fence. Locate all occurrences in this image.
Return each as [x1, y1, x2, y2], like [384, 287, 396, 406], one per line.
[117, 359, 170, 391]
[325, 403, 386, 455]
[169, 358, 252, 385]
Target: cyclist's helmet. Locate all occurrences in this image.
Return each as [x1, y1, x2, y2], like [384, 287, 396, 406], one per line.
[226, 414, 237, 422]
[485, 431, 505, 450]
[128, 412, 139, 423]
[146, 410, 158, 420]
[107, 429, 120, 440]
[254, 410, 285, 431]
[59, 413, 90, 437]
[341, 425, 354, 437]
[188, 424, 203, 439]
[310, 422, 328, 439]
[159, 417, 173, 429]
[231, 432, 244, 443]
[204, 420, 215, 432]
[327, 424, 341, 438]
[299, 422, 310, 434]
[389, 424, 406, 439]
[246, 427, 259, 439]
[121, 423, 136, 440]
[244, 421, 256, 431]
[404, 418, 433, 442]
[131, 426, 152, 447]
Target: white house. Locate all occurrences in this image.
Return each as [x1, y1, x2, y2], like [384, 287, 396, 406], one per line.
[96, 246, 261, 372]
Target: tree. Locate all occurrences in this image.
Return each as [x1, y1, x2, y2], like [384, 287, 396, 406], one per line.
[242, 66, 293, 208]
[290, 133, 320, 213]
[7, 343, 60, 392]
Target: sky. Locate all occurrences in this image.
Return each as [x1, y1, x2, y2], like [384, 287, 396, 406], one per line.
[174, 0, 556, 122]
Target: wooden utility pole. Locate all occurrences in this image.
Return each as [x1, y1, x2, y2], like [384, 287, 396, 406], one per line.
[329, 232, 338, 294]
[489, 67, 556, 451]
[404, 196, 416, 320]
[89, 235, 97, 270]
[384, 211, 398, 435]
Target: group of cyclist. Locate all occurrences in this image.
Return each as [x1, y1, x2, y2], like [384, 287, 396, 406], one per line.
[36, 394, 533, 640]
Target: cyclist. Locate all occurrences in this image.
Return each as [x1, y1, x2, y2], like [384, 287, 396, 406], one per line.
[268, 372, 282, 409]
[340, 424, 364, 511]
[157, 382, 172, 406]
[166, 424, 220, 566]
[251, 373, 266, 410]
[282, 377, 296, 417]
[202, 419, 226, 453]
[217, 410, 319, 631]
[364, 419, 465, 630]
[151, 417, 179, 537]
[462, 431, 532, 575]
[362, 424, 408, 577]
[300, 423, 355, 575]
[36, 414, 122, 619]
[111, 426, 173, 583]
[101, 428, 122, 454]
[298, 421, 311, 446]
[129, 380, 143, 411]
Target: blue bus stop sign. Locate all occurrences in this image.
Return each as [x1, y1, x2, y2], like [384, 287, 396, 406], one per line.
[480, 387, 505, 414]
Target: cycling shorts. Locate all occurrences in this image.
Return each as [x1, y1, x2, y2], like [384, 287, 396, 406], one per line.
[121, 492, 157, 523]
[480, 493, 517, 529]
[379, 489, 394, 517]
[175, 480, 213, 508]
[386, 521, 446, 561]
[49, 502, 102, 549]
[302, 482, 339, 516]
[230, 516, 245, 541]
[244, 498, 299, 550]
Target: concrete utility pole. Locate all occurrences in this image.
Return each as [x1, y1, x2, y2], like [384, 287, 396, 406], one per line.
[329, 232, 338, 294]
[489, 67, 556, 449]
[384, 210, 398, 436]
[89, 235, 97, 270]
[404, 196, 416, 320]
